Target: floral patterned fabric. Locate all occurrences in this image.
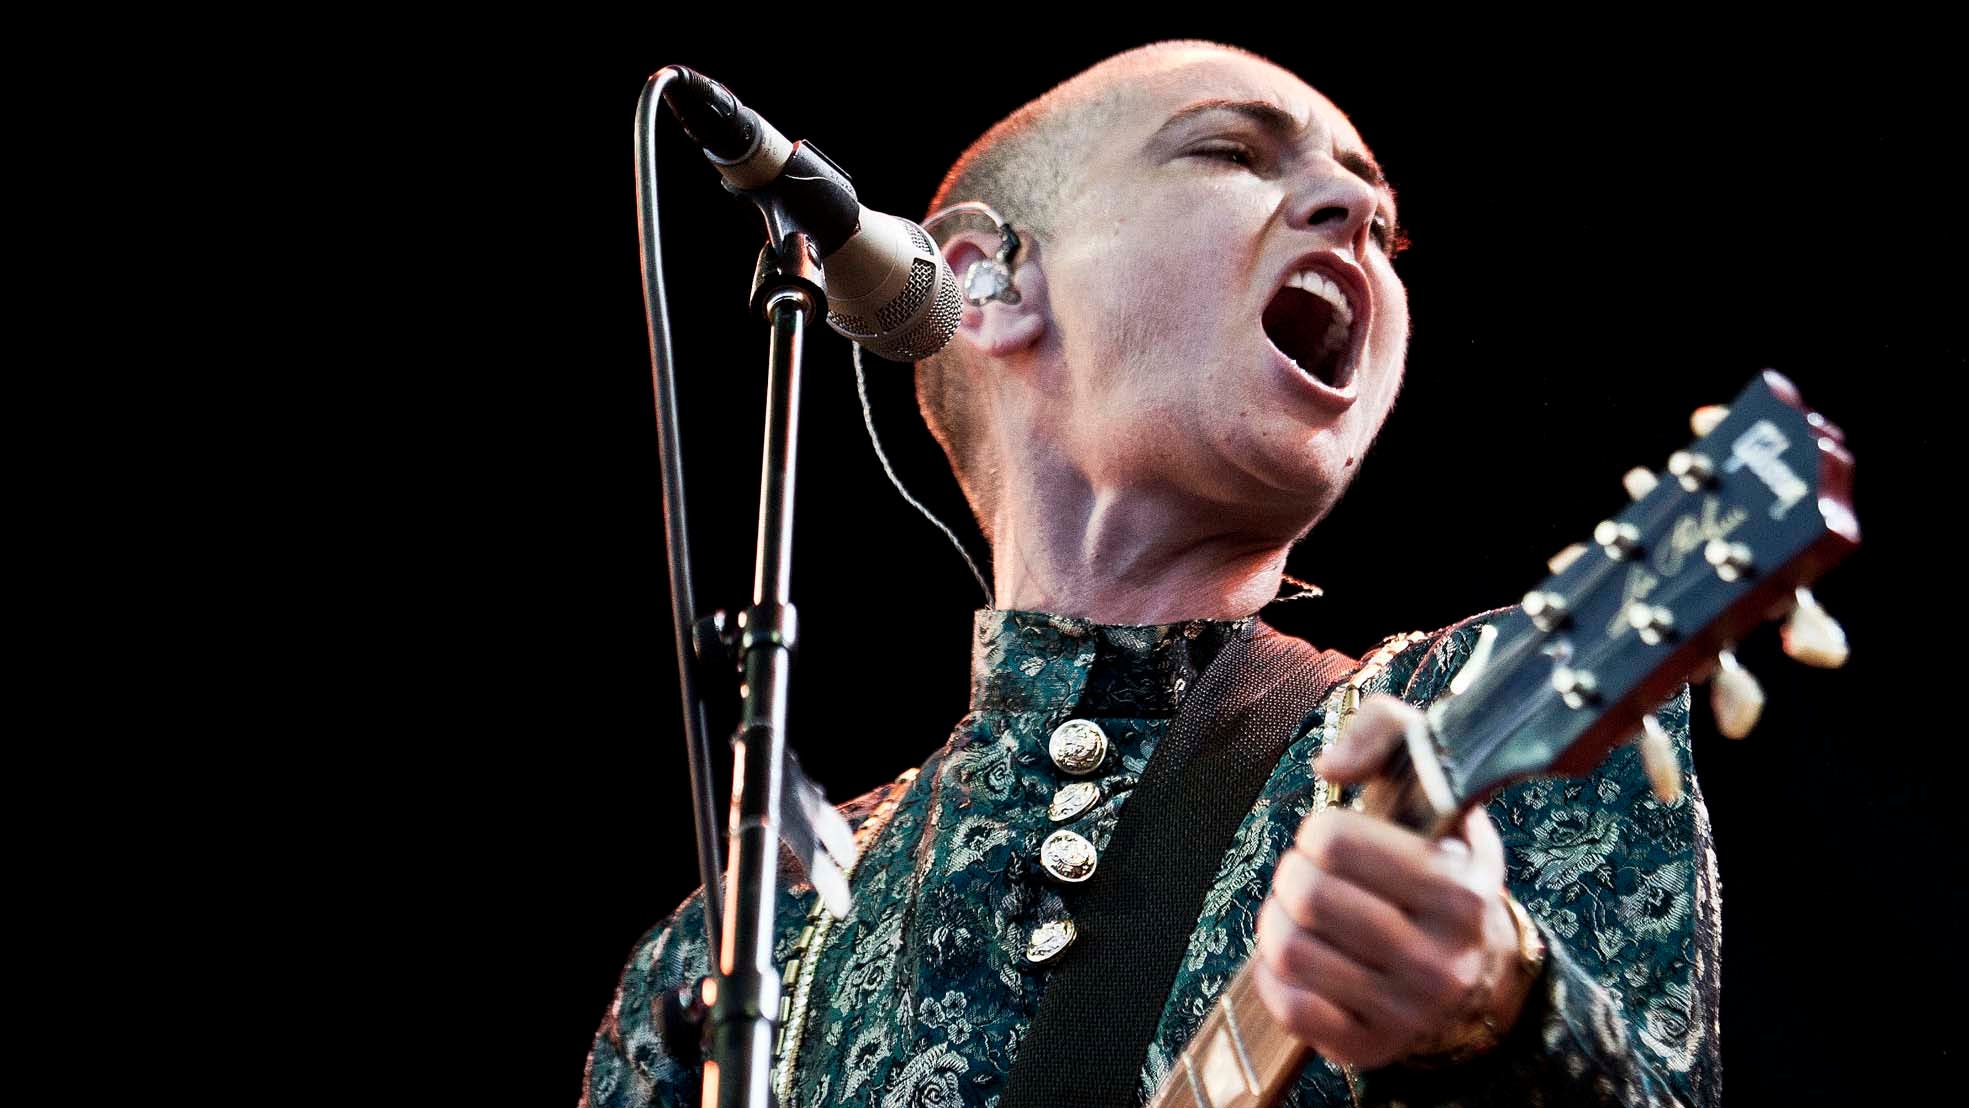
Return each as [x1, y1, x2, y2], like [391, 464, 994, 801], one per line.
[583, 608, 1719, 1108]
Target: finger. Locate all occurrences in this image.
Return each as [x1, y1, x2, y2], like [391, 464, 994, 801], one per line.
[1257, 899, 1421, 1037]
[1296, 810, 1490, 938]
[1273, 850, 1486, 1019]
[1258, 897, 1380, 1003]
[1312, 694, 1419, 784]
[1251, 955, 1374, 1061]
[1254, 967, 1409, 1069]
[1271, 848, 1422, 973]
[1460, 805, 1507, 888]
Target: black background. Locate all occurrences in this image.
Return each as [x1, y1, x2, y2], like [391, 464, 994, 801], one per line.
[370, 20, 1959, 1106]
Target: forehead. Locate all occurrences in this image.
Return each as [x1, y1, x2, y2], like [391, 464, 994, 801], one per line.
[1101, 50, 1367, 160]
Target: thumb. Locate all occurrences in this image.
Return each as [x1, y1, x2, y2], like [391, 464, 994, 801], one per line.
[1313, 694, 1421, 785]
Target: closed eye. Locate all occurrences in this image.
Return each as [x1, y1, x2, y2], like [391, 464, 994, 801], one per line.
[1190, 142, 1258, 167]
[1372, 213, 1410, 257]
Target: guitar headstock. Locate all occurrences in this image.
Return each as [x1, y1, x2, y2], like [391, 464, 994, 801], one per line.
[1431, 370, 1859, 805]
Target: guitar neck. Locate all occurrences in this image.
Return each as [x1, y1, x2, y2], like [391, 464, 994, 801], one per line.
[1145, 962, 1308, 1108]
[1149, 371, 1860, 1108]
[1148, 712, 1455, 1108]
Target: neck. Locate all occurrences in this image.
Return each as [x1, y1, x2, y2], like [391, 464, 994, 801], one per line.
[989, 456, 1304, 625]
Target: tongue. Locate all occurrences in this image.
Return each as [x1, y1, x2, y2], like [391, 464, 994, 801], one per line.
[1262, 286, 1337, 383]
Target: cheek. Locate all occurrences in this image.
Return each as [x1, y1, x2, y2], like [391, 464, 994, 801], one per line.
[1366, 269, 1410, 385]
[1062, 250, 1230, 393]
[1152, 186, 1271, 289]
[1100, 208, 1264, 355]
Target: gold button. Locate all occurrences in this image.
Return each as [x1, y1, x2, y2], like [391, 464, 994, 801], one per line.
[1048, 781, 1100, 823]
[1048, 719, 1109, 775]
[1040, 829, 1099, 883]
[1025, 919, 1078, 965]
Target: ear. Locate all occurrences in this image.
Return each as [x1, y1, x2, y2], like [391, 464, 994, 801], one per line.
[942, 231, 1047, 359]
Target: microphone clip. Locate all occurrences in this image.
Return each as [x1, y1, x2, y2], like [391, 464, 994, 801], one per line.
[748, 231, 828, 321]
[732, 140, 862, 259]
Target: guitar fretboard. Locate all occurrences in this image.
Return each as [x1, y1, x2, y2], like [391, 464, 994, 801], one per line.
[1146, 963, 1308, 1108]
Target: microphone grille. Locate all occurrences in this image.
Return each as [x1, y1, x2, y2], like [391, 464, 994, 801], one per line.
[882, 267, 962, 361]
[824, 216, 962, 361]
[877, 260, 938, 333]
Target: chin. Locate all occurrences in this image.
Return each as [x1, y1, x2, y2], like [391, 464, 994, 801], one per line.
[1205, 417, 1354, 527]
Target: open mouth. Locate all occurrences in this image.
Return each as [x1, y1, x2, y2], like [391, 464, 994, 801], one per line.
[1261, 265, 1360, 391]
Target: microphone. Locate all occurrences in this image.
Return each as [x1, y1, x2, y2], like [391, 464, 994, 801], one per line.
[662, 67, 962, 361]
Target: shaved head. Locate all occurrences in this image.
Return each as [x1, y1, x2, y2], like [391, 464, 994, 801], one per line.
[925, 41, 1278, 237]
[916, 41, 1284, 539]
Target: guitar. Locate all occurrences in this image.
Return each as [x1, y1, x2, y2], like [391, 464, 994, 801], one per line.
[1145, 370, 1859, 1108]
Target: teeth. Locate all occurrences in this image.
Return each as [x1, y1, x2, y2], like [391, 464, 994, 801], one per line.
[1285, 269, 1354, 325]
[1285, 268, 1354, 355]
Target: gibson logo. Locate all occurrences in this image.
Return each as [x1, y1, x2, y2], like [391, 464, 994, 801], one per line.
[1655, 496, 1750, 577]
[1725, 419, 1809, 520]
[1607, 564, 1662, 639]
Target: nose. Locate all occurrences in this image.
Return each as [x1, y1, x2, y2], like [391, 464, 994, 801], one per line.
[1286, 155, 1381, 258]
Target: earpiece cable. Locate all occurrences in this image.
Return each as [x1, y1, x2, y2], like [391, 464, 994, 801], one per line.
[852, 342, 995, 606]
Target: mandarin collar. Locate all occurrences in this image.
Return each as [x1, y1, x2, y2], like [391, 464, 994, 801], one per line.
[968, 609, 1258, 720]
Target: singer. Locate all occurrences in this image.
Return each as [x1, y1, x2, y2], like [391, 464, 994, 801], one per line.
[586, 41, 1718, 1107]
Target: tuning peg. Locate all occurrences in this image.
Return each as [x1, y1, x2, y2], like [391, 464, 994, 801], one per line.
[1781, 586, 1849, 668]
[1637, 714, 1683, 804]
[1667, 450, 1716, 491]
[1691, 405, 1730, 437]
[1523, 589, 1571, 632]
[1709, 648, 1764, 739]
[1595, 520, 1643, 561]
[1547, 542, 1588, 575]
[1704, 538, 1754, 582]
[1622, 467, 1659, 501]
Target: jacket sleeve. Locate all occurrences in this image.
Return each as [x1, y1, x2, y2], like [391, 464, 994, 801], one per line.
[1358, 619, 1723, 1108]
[581, 894, 714, 1108]
[580, 772, 913, 1108]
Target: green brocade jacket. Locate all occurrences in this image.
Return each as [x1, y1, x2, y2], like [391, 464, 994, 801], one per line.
[584, 609, 1721, 1107]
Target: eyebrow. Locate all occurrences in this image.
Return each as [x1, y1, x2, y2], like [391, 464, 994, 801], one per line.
[1151, 98, 1393, 196]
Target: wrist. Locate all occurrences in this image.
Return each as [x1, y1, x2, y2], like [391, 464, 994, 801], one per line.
[1403, 889, 1546, 1068]
[1483, 892, 1545, 1029]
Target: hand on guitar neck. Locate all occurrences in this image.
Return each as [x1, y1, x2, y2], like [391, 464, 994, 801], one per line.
[1149, 373, 1850, 1107]
[1251, 694, 1540, 1071]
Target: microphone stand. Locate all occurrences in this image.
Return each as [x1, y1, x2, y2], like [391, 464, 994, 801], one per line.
[634, 68, 827, 1108]
[718, 238, 820, 1108]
